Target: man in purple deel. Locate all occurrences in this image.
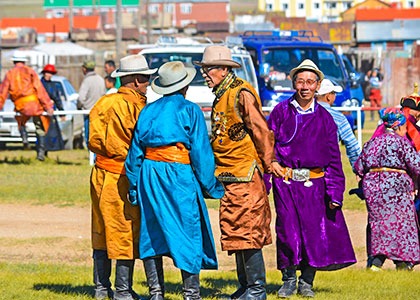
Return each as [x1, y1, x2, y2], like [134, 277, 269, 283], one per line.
[267, 59, 356, 298]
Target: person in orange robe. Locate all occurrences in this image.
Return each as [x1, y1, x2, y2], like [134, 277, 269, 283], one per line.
[88, 54, 156, 300]
[0, 55, 54, 160]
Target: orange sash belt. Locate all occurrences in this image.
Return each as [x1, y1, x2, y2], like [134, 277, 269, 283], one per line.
[95, 154, 126, 174]
[145, 143, 190, 164]
[14, 94, 38, 111]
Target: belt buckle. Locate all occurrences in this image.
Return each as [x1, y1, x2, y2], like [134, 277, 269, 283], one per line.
[292, 168, 310, 182]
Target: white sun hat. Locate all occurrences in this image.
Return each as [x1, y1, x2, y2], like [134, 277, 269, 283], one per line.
[317, 79, 343, 95]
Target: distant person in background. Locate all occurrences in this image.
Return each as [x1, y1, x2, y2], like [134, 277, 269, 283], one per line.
[316, 79, 361, 168]
[77, 60, 106, 149]
[41, 64, 65, 154]
[368, 68, 382, 121]
[89, 55, 157, 299]
[354, 107, 420, 271]
[0, 55, 54, 161]
[41, 64, 64, 112]
[105, 60, 121, 89]
[105, 76, 118, 95]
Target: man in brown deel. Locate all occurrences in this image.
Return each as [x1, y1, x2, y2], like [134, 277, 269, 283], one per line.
[89, 54, 156, 300]
[196, 46, 276, 300]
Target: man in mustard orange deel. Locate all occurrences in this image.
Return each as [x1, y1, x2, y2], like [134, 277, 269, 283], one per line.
[89, 54, 156, 300]
[0, 55, 54, 160]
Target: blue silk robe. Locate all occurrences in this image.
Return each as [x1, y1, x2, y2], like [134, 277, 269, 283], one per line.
[125, 93, 224, 274]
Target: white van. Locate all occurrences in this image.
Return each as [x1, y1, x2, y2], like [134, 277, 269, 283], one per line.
[139, 37, 259, 133]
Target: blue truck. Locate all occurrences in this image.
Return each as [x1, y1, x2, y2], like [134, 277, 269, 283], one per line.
[241, 30, 364, 128]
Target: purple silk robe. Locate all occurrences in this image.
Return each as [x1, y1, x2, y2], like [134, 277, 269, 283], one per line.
[267, 97, 357, 271]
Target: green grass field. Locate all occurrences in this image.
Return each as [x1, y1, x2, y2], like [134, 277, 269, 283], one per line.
[1, 262, 419, 300]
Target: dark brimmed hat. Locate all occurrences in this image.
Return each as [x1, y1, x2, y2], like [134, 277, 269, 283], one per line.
[400, 83, 420, 111]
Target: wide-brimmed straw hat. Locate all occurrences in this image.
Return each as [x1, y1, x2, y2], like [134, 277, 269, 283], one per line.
[194, 46, 241, 68]
[111, 54, 157, 78]
[289, 59, 324, 81]
[317, 79, 342, 95]
[151, 61, 196, 95]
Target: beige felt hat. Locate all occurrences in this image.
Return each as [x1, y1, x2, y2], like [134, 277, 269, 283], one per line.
[151, 61, 196, 95]
[111, 54, 157, 78]
[194, 45, 241, 68]
[289, 59, 324, 81]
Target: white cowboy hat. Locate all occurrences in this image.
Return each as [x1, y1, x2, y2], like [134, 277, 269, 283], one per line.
[11, 55, 28, 62]
[111, 54, 157, 78]
[151, 61, 196, 95]
[289, 59, 324, 81]
[194, 45, 241, 68]
[317, 79, 343, 95]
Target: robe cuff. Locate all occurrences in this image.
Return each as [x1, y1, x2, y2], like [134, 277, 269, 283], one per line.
[331, 200, 342, 207]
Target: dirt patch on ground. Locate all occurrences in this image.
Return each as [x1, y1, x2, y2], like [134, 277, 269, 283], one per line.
[0, 203, 378, 270]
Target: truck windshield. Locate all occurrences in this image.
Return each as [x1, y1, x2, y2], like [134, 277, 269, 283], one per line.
[261, 47, 346, 91]
[143, 53, 206, 86]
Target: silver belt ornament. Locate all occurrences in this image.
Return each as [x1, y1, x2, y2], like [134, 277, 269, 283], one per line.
[283, 168, 313, 187]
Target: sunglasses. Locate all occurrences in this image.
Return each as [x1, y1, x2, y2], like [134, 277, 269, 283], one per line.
[200, 66, 220, 74]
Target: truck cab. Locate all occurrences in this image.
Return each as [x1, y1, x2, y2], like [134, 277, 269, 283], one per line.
[241, 31, 362, 128]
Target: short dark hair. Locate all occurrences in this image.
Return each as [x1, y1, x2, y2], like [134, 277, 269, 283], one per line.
[105, 75, 116, 86]
[105, 60, 116, 68]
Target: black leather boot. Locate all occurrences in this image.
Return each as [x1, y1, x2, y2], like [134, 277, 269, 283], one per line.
[277, 267, 297, 298]
[237, 249, 267, 300]
[114, 260, 139, 300]
[297, 266, 316, 298]
[20, 126, 30, 150]
[36, 135, 46, 161]
[230, 251, 247, 299]
[143, 257, 164, 300]
[93, 250, 113, 299]
[181, 270, 201, 300]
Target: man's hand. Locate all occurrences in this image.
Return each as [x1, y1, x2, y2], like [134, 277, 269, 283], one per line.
[271, 161, 284, 178]
[47, 108, 54, 116]
[329, 201, 340, 210]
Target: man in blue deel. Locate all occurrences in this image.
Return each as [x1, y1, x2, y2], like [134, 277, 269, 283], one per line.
[125, 61, 224, 300]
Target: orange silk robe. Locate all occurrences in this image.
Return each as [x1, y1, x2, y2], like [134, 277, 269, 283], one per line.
[0, 64, 53, 115]
[89, 87, 146, 260]
[0, 64, 53, 130]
